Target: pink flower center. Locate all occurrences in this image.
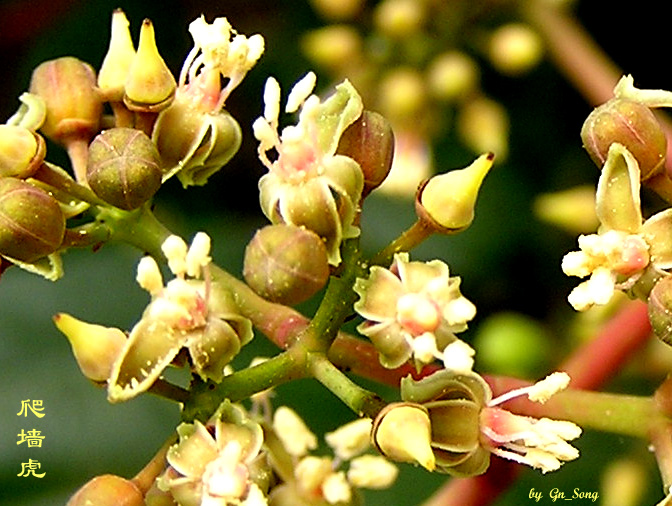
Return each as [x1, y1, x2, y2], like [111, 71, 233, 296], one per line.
[396, 293, 441, 335]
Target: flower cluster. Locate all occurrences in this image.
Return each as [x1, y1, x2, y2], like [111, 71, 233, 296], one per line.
[354, 252, 476, 371]
[253, 72, 364, 265]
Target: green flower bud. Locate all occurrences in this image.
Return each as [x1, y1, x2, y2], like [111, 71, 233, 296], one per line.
[648, 275, 672, 346]
[244, 224, 329, 305]
[417, 152, 494, 232]
[0, 178, 65, 262]
[336, 110, 394, 197]
[53, 313, 126, 382]
[0, 125, 46, 178]
[66, 474, 144, 506]
[29, 57, 103, 143]
[123, 19, 176, 112]
[581, 98, 666, 180]
[87, 127, 162, 210]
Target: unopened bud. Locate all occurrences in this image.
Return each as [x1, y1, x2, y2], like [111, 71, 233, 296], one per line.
[427, 51, 480, 102]
[378, 67, 426, 122]
[372, 402, 435, 471]
[581, 98, 666, 180]
[373, 0, 425, 39]
[124, 19, 176, 112]
[0, 125, 46, 178]
[98, 9, 137, 102]
[54, 313, 126, 382]
[29, 57, 103, 143]
[457, 97, 509, 159]
[648, 276, 672, 346]
[302, 26, 362, 70]
[87, 127, 162, 210]
[417, 152, 494, 232]
[336, 110, 394, 196]
[244, 224, 330, 305]
[488, 24, 543, 76]
[0, 178, 65, 262]
[309, 0, 363, 20]
[66, 474, 143, 506]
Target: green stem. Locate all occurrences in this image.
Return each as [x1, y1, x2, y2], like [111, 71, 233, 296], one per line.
[303, 238, 364, 351]
[96, 204, 172, 259]
[308, 352, 386, 418]
[370, 219, 434, 266]
[182, 351, 301, 422]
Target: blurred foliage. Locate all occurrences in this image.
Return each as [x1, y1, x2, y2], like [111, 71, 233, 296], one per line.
[1, 0, 671, 504]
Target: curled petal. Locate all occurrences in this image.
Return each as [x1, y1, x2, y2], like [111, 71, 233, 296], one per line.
[353, 266, 404, 321]
[596, 143, 642, 233]
[107, 318, 189, 402]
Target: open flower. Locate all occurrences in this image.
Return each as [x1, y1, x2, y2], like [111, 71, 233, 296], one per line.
[107, 233, 253, 402]
[152, 16, 264, 187]
[158, 402, 270, 506]
[354, 252, 476, 371]
[373, 369, 581, 476]
[562, 143, 672, 311]
[253, 72, 364, 265]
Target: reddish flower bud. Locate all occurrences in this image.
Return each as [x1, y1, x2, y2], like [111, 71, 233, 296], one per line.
[67, 474, 144, 506]
[29, 57, 103, 143]
[336, 110, 394, 197]
[581, 98, 667, 180]
[0, 178, 65, 262]
[243, 224, 330, 305]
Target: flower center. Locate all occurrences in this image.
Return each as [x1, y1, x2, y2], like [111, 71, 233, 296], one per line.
[202, 441, 249, 500]
[396, 293, 441, 335]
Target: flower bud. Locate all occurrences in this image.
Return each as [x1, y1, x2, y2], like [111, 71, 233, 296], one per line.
[66, 474, 144, 506]
[371, 402, 435, 471]
[417, 152, 494, 232]
[648, 275, 672, 346]
[581, 98, 666, 180]
[378, 67, 426, 123]
[29, 57, 103, 143]
[243, 224, 330, 305]
[0, 125, 46, 178]
[457, 97, 509, 159]
[336, 110, 394, 196]
[309, 0, 363, 20]
[427, 51, 480, 102]
[124, 19, 176, 112]
[302, 26, 362, 70]
[87, 127, 162, 210]
[0, 178, 65, 262]
[488, 24, 543, 76]
[373, 0, 425, 39]
[53, 313, 126, 382]
[98, 9, 137, 102]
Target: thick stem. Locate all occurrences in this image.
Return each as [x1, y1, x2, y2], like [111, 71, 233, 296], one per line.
[308, 352, 386, 418]
[65, 136, 90, 184]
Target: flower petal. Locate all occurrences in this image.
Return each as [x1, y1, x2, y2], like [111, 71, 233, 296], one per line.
[353, 266, 404, 321]
[596, 143, 642, 233]
[313, 79, 363, 156]
[643, 208, 672, 268]
[107, 317, 189, 402]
